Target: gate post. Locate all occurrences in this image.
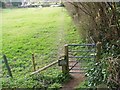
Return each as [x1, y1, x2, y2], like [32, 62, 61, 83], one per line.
[32, 53, 36, 71]
[3, 54, 13, 78]
[96, 42, 102, 62]
[62, 44, 69, 75]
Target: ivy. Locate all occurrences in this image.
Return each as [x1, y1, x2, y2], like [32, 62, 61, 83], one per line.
[86, 59, 109, 88]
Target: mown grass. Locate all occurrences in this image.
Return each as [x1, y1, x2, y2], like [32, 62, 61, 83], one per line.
[2, 7, 81, 88]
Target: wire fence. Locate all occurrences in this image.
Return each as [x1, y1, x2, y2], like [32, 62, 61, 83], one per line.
[2, 48, 62, 77]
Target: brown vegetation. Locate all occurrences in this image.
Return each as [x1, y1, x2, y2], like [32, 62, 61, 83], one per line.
[64, 2, 120, 89]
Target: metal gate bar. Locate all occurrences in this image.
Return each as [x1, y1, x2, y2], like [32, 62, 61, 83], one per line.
[68, 43, 96, 74]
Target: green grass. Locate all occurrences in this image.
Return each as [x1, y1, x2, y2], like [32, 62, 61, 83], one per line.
[2, 7, 81, 88]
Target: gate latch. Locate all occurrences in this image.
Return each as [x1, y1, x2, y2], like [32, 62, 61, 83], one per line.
[58, 59, 66, 66]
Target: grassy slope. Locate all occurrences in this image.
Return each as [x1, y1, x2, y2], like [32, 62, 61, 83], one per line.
[2, 7, 81, 88]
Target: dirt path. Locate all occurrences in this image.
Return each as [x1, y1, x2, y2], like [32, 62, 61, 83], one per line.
[55, 8, 85, 90]
[60, 60, 85, 90]
[61, 74, 85, 90]
[56, 8, 66, 58]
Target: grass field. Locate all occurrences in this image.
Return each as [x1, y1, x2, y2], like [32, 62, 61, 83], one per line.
[2, 7, 81, 88]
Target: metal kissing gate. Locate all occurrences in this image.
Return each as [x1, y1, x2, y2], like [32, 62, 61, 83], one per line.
[58, 43, 97, 74]
[31, 42, 101, 75]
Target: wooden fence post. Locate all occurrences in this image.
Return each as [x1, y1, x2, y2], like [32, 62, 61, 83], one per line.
[32, 53, 36, 71]
[62, 44, 69, 75]
[3, 55, 13, 78]
[96, 42, 102, 62]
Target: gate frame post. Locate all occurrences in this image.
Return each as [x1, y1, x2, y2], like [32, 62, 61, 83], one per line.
[32, 53, 36, 71]
[3, 54, 13, 78]
[62, 44, 69, 75]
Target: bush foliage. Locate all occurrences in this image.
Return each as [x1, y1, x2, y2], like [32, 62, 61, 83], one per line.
[64, 2, 120, 89]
